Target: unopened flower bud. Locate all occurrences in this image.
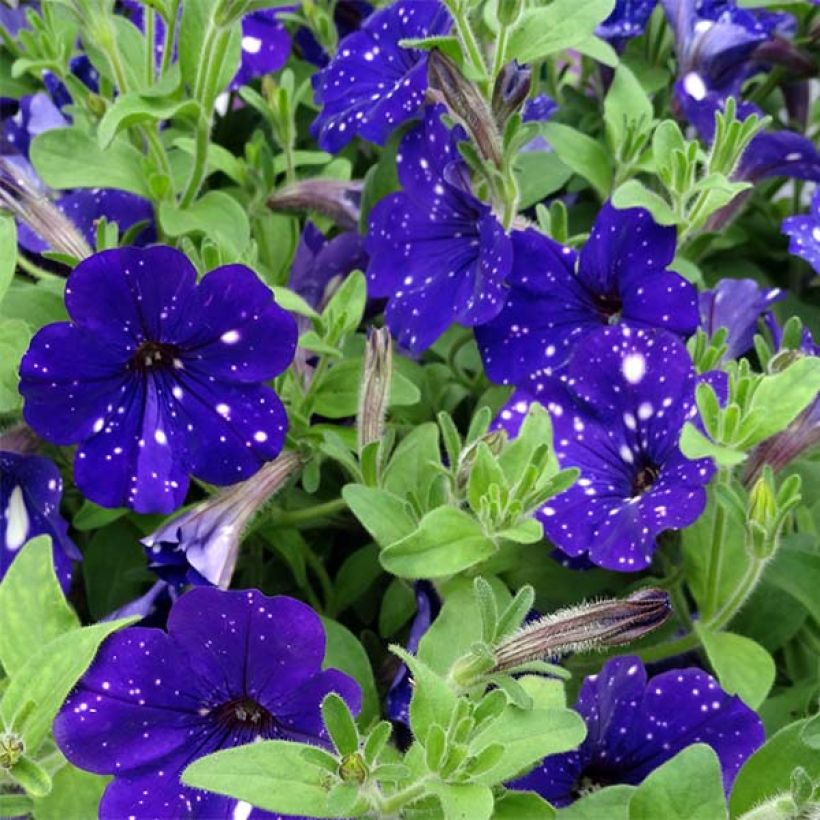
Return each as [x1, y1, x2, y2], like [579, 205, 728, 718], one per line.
[0, 157, 92, 260]
[427, 50, 503, 167]
[0, 423, 40, 456]
[358, 327, 392, 451]
[267, 179, 363, 230]
[455, 429, 507, 490]
[0, 732, 24, 769]
[492, 62, 531, 127]
[338, 752, 368, 784]
[496, 0, 524, 28]
[492, 588, 671, 672]
[142, 451, 303, 589]
[86, 93, 107, 118]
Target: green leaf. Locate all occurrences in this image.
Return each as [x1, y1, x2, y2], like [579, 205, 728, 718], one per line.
[342, 485, 417, 548]
[98, 92, 199, 149]
[730, 718, 820, 816]
[322, 693, 358, 756]
[159, 191, 250, 257]
[696, 626, 775, 709]
[321, 617, 379, 728]
[0, 215, 17, 303]
[507, 0, 616, 63]
[173, 137, 246, 185]
[10, 755, 51, 798]
[766, 535, 820, 624]
[611, 180, 678, 226]
[515, 152, 573, 210]
[390, 646, 457, 740]
[0, 617, 135, 751]
[182, 741, 341, 817]
[430, 782, 493, 820]
[679, 423, 746, 466]
[742, 357, 820, 447]
[628, 744, 726, 820]
[604, 64, 653, 151]
[541, 123, 612, 199]
[272, 286, 319, 320]
[333, 543, 382, 613]
[0, 318, 32, 413]
[558, 786, 634, 820]
[0, 536, 79, 676]
[380, 507, 496, 579]
[382, 422, 441, 502]
[30, 128, 150, 196]
[378, 578, 416, 636]
[32, 763, 108, 820]
[178, 0, 242, 95]
[469, 700, 587, 785]
[494, 791, 556, 820]
[321, 269, 366, 339]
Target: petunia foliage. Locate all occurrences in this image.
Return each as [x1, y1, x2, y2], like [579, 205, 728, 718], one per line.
[0, 0, 819, 818]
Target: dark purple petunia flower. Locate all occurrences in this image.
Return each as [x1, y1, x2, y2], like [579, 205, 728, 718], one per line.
[511, 656, 764, 805]
[699, 277, 784, 360]
[55, 587, 362, 820]
[663, 0, 792, 97]
[477, 203, 699, 389]
[366, 105, 513, 351]
[0, 92, 66, 158]
[19, 247, 298, 514]
[0, 450, 79, 591]
[17, 188, 156, 254]
[597, 0, 658, 43]
[311, 0, 452, 152]
[782, 188, 820, 275]
[290, 221, 368, 314]
[385, 581, 441, 731]
[496, 326, 714, 571]
[43, 56, 101, 112]
[230, 9, 292, 90]
[296, 1, 374, 68]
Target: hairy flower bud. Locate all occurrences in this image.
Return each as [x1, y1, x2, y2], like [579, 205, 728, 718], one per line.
[0, 423, 40, 456]
[338, 752, 368, 784]
[0, 158, 92, 260]
[358, 327, 392, 450]
[267, 179, 363, 230]
[427, 49, 503, 167]
[142, 451, 303, 588]
[492, 588, 671, 672]
[492, 62, 531, 127]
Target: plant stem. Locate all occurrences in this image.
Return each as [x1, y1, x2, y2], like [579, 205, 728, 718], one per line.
[709, 557, 766, 631]
[144, 8, 156, 86]
[377, 781, 430, 815]
[16, 255, 65, 282]
[159, 0, 181, 77]
[491, 22, 509, 82]
[703, 471, 728, 618]
[274, 498, 348, 527]
[452, 6, 487, 88]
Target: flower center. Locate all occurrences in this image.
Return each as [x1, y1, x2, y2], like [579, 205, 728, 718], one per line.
[632, 463, 659, 496]
[214, 697, 275, 734]
[595, 292, 623, 324]
[572, 769, 618, 800]
[130, 340, 180, 373]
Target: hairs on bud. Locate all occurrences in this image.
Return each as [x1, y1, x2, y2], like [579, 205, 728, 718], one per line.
[267, 179, 363, 230]
[358, 327, 393, 451]
[492, 588, 671, 673]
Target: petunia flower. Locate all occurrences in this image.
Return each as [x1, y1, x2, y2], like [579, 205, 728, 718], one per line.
[19, 246, 298, 514]
[597, 0, 659, 44]
[0, 92, 66, 159]
[54, 587, 362, 820]
[510, 655, 764, 805]
[496, 326, 714, 571]
[662, 0, 793, 97]
[230, 9, 292, 90]
[295, 1, 374, 68]
[310, 0, 452, 152]
[17, 187, 156, 254]
[477, 203, 699, 389]
[0, 449, 80, 591]
[366, 105, 513, 351]
[699, 277, 784, 360]
[782, 187, 820, 275]
[142, 451, 302, 589]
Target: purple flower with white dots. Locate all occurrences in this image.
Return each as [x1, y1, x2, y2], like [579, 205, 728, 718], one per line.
[477, 203, 699, 389]
[311, 0, 452, 152]
[17, 188, 156, 254]
[0, 450, 79, 592]
[295, 1, 374, 68]
[19, 246, 297, 515]
[496, 326, 714, 571]
[230, 9, 292, 90]
[54, 587, 362, 820]
[366, 105, 513, 351]
[699, 277, 784, 360]
[598, 0, 658, 44]
[782, 188, 820, 275]
[510, 655, 764, 805]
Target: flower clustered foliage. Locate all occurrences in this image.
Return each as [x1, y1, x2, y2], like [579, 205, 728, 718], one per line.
[0, 1, 819, 819]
